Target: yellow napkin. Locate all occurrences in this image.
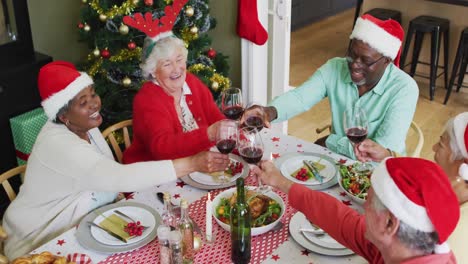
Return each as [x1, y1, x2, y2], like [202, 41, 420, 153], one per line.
[98, 214, 132, 241]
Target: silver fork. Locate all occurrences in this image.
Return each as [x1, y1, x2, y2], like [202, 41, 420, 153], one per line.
[114, 210, 150, 230]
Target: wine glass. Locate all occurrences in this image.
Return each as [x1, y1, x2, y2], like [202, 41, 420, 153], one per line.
[215, 119, 238, 183]
[242, 103, 265, 132]
[343, 105, 371, 171]
[221, 87, 244, 121]
[238, 127, 271, 193]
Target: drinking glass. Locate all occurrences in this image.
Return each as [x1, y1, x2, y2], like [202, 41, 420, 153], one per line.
[238, 127, 271, 193]
[221, 87, 244, 120]
[343, 105, 371, 171]
[242, 103, 265, 132]
[215, 119, 238, 183]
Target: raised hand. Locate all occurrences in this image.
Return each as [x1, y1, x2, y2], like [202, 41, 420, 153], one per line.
[354, 139, 391, 162]
[192, 151, 230, 173]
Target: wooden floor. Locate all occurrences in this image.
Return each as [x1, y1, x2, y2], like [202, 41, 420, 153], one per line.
[288, 9, 468, 161]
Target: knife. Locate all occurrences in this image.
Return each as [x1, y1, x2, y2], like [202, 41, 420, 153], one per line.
[88, 221, 128, 243]
[303, 160, 324, 183]
[156, 192, 205, 238]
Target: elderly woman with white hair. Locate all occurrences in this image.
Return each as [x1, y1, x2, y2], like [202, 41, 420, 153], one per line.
[354, 112, 468, 262]
[122, 35, 226, 164]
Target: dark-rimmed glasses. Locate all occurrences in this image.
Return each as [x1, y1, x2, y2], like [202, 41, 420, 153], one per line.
[345, 51, 385, 69]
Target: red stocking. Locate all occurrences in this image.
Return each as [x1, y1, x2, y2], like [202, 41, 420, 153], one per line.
[236, 0, 268, 45]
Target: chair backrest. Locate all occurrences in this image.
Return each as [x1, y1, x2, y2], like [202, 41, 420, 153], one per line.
[408, 121, 424, 157]
[101, 119, 133, 163]
[0, 164, 26, 202]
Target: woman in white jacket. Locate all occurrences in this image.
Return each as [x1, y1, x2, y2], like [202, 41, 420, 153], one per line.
[2, 61, 229, 259]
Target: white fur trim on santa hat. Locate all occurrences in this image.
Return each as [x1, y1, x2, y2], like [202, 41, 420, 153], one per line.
[434, 242, 451, 254]
[453, 112, 468, 158]
[350, 17, 401, 60]
[41, 72, 93, 120]
[371, 158, 435, 233]
[151, 31, 174, 43]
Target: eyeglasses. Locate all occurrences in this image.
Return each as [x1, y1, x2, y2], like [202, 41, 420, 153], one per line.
[345, 51, 385, 69]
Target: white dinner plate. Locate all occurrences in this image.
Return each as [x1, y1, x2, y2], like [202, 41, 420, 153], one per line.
[289, 212, 354, 256]
[299, 219, 346, 249]
[182, 154, 249, 190]
[189, 158, 244, 186]
[91, 206, 155, 246]
[279, 153, 337, 186]
[76, 202, 160, 253]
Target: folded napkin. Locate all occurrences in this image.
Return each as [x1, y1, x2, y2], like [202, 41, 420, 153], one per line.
[67, 253, 93, 264]
[98, 214, 132, 241]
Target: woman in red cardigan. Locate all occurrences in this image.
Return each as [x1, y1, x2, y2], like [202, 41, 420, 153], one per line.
[123, 36, 226, 163]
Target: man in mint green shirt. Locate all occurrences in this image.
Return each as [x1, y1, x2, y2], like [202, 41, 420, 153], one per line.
[248, 15, 418, 160]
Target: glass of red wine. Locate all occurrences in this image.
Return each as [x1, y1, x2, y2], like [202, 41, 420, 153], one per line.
[221, 87, 244, 120]
[343, 105, 371, 171]
[238, 127, 271, 193]
[242, 103, 265, 132]
[215, 119, 238, 183]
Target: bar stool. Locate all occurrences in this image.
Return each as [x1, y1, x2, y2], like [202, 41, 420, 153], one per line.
[365, 8, 402, 24]
[444, 28, 468, 104]
[400, 16, 450, 101]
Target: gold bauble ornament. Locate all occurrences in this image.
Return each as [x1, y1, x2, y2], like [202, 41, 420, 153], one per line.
[190, 26, 198, 34]
[92, 47, 100, 57]
[82, 0, 88, 3]
[119, 24, 129, 35]
[99, 14, 107, 22]
[132, 0, 139, 4]
[84, 24, 91, 32]
[122, 77, 132, 87]
[185, 6, 194, 17]
[211, 81, 219, 90]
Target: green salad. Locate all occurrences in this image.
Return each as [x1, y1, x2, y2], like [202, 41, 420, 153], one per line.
[339, 164, 372, 200]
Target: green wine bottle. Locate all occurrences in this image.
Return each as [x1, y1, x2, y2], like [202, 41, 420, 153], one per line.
[230, 178, 251, 264]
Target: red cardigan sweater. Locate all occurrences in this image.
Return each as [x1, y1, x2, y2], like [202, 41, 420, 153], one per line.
[123, 73, 225, 163]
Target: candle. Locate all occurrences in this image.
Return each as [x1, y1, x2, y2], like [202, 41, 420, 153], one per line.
[205, 192, 213, 242]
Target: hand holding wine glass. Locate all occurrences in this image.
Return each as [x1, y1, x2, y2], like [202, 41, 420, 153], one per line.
[215, 119, 238, 182]
[241, 103, 265, 132]
[221, 87, 244, 120]
[343, 105, 371, 170]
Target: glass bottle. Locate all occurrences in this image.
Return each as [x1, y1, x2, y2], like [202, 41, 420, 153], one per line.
[169, 230, 183, 264]
[157, 225, 171, 264]
[178, 199, 194, 263]
[230, 178, 251, 264]
[162, 192, 175, 228]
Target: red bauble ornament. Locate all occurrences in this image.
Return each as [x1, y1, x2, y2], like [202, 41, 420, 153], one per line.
[127, 41, 136, 50]
[207, 48, 217, 59]
[144, 0, 153, 6]
[78, 22, 84, 29]
[101, 49, 111, 59]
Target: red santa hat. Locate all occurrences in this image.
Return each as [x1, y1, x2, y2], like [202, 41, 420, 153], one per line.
[371, 157, 460, 254]
[453, 112, 468, 180]
[350, 14, 404, 67]
[38, 61, 93, 120]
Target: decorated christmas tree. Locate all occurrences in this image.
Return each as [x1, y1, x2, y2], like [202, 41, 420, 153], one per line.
[77, 0, 231, 127]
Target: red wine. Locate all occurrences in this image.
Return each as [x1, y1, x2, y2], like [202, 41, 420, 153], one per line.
[216, 139, 237, 154]
[239, 147, 263, 164]
[243, 116, 264, 132]
[223, 106, 244, 120]
[346, 127, 368, 144]
[231, 178, 251, 264]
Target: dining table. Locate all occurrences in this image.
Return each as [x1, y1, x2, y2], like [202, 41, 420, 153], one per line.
[30, 128, 367, 264]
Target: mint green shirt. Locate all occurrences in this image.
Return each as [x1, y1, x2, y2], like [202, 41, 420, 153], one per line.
[270, 57, 418, 159]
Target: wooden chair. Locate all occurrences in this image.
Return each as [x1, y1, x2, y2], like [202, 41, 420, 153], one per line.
[0, 164, 26, 264]
[101, 119, 133, 163]
[315, 121, 424, 157]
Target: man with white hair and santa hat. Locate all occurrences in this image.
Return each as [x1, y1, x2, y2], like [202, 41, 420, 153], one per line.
[243, 14, 418, 160]
[252, 157, 460, 263]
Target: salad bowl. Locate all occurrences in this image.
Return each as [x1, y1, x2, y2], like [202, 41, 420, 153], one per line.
[337, 163, 373, 205]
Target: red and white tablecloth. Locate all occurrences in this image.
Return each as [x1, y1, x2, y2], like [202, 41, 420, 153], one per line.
[31, 129, 366, 264]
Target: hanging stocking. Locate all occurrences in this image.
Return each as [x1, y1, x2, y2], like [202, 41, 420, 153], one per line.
[236, 0, 268, 45]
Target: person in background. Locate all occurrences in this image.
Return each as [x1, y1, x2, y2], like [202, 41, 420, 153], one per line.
[2, 61, 229, 260]
[252, 157, 459, 263]
[243, 14, 418, 160]
[354, 112, 468, 263]
[122, 20, 225, 163]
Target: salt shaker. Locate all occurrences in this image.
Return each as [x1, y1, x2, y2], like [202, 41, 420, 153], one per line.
[157, 225, 171, 264]
[169, 230, 183, 264]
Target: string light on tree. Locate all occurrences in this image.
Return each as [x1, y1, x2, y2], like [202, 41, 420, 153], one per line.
[190, 26, 198, 34]
[99, 14, 107, 22]
[119, 24, 129, 35]
[127, 41, 136, 50]
[122, 77, 132, 87]
[84, 24, 91, 32]
[92, 47, 100, 57]
[185, 6, 194, 17]
[101, 48, 110, 59]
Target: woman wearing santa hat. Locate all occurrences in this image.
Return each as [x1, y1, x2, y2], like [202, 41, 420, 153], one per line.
[252, 157, 460, 263]
[354, 112, 468, 262]
[1, 61, 229, 260]
[121, 1, 227, 164]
